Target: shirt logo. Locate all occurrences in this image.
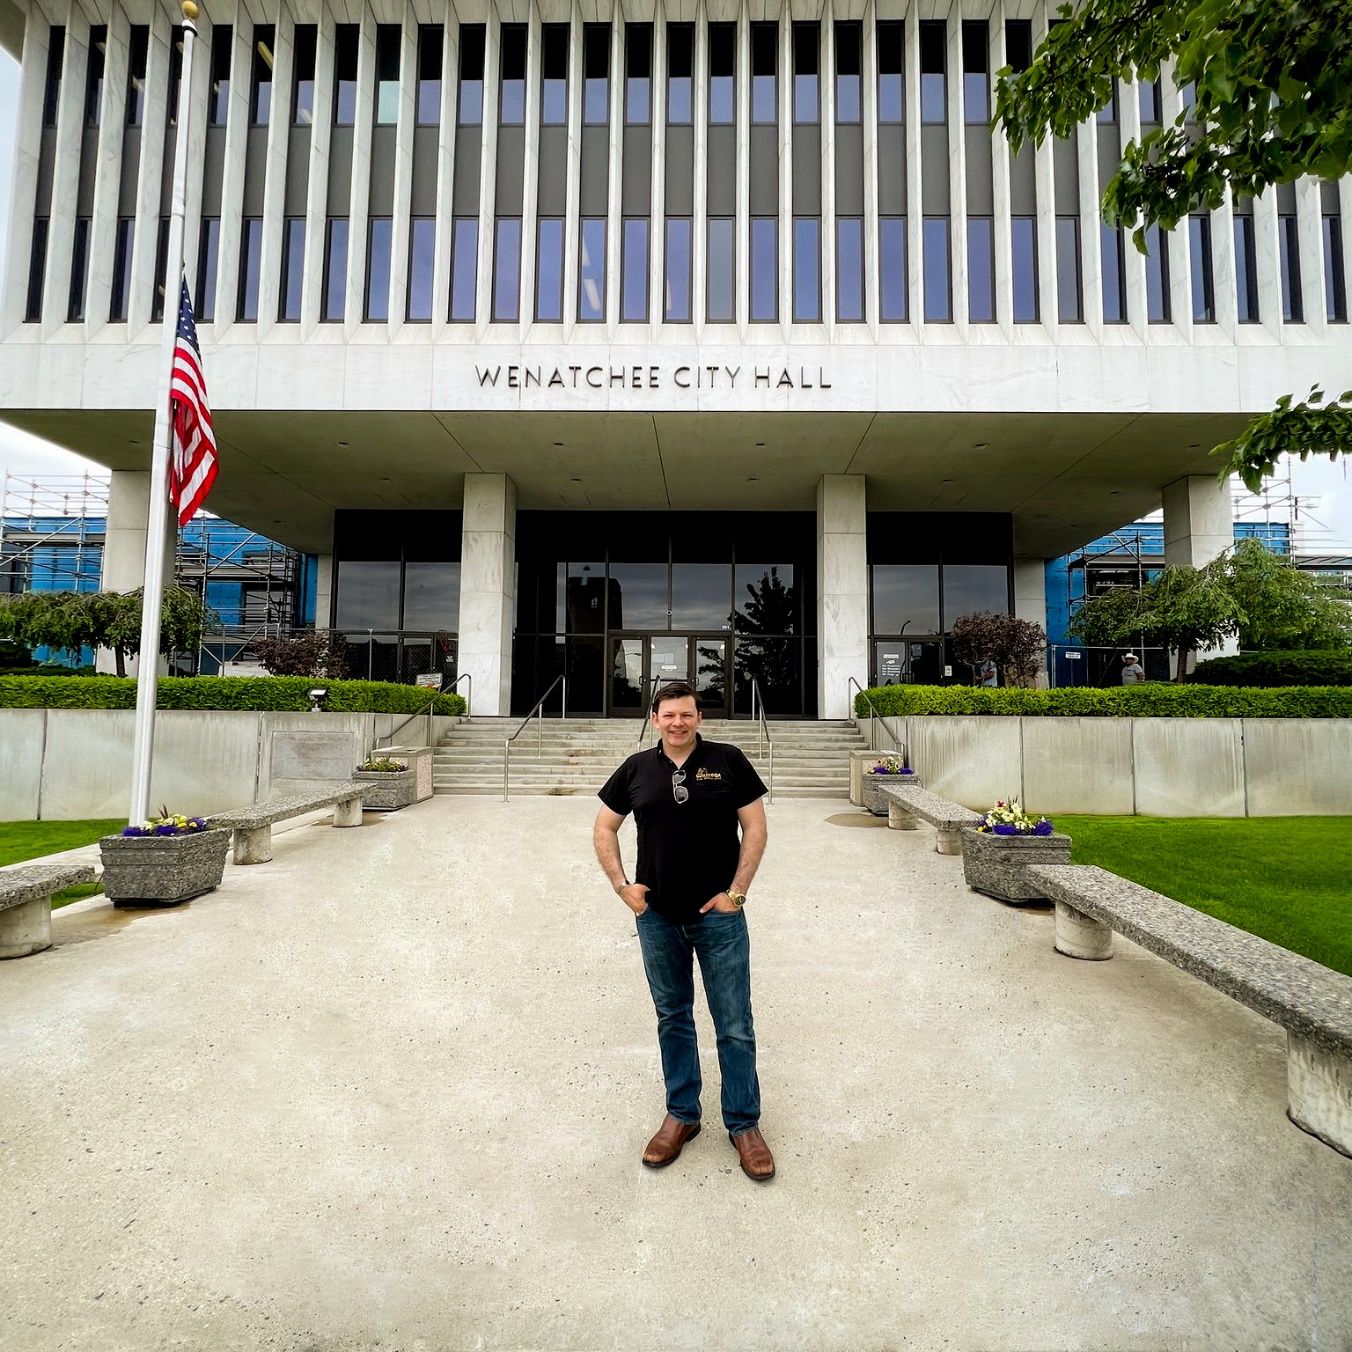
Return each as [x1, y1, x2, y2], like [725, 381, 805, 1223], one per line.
[695, 768, 722, 781]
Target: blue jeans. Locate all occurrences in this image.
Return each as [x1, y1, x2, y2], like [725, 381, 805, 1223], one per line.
[635, 906, 761, 1135]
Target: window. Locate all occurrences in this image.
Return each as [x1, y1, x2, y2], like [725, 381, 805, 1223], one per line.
[500, 25, 526, 125]
[1189, 215, 1214, 322]
[25, 218, 48, 322]
[450, 217, 478, 320]
[67, 217, 89, 321]
[333, 25, 358, 125]
[878, 22, 903, 123]
[293, 24, 317, 124]
[750, 217, 777, 321]
[1095, 80, 1116, 124]
[110, 218, 134, 321]
[250, 25, 275, 126]
[372, 25, 400, 124]
[42, 28, 64, 128]
[1101, 223, 1126, 322]
[837, 218, 863, 322]
[1145, 223, 1169, 322]
[923, 217, 950, 321]
[579, 218, 606, 320]
[942, 564, 1009, 626]
[664, 218, 692, 322]
[542, 25, 568, 125]
[961, 21, 987, 124]
[197, 216, 220, 320]
[1325, 215, 1348, 322]
[584, 24, 609, 124]
[1056, 216, 1082, 322]
[626, 24, 651, 124]
[279, 217, 305, 321]
[458, 25, 485, 125]
[209, 26, 232, 126]
[967, 217, 994, 323]
[1234, 216, 1258, 323]
[1139, 78, 1161, 125]
[1180, 81, 1196, 122]
[751, 23, 777, 124]
[322, 218, 347, 321]
[84, 26, 105, 126]
[707, 217, 734, 321]
[151, 217, 169, 321]
[1005, 21, 1032, 74]
[793, 218, 820, 321]
[834, 23, 860, 124]
[880, 217, 908, 321]
[415, 27, 442, 124]
[1012, 216, 1038, 322]
[621, 218, 649, 321]
[709, 24, 735, 124]
[536, 218, 564, 321]
[366, 216, 392, 321]
[1279, 214, 1302, 323]
[493, 218, 522, 321]
[919, 21, 946, 124]
[166, 30, 184, 127]
[405, 219, 433, 321]
[793, 23, 818, 124]
[238, 217, 262, 321]
[667, 25, 693, 125]
[126, 26, 149, 126]
[872, 564, 939, 635]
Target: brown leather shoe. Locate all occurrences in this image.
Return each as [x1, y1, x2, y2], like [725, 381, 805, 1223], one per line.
[642, 1114, 701, 1168]
[729, 1127, 776, 1181]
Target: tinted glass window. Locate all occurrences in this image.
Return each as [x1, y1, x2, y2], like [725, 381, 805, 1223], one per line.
[110, 218, 134, 321]
[293, 24, 317, 124]
[403, 562, 460, 630]
[336, 561, 400, 629]
[793, 23, 818, 123]
[793, 217, 820, 321]
[1234, 215, 1258, 323]
[1325, 215, 1347, 322]
[579, 218, 606, 320]
[250, 25, 275, 125]
[880, 217, 908, 321]
[751, 23, 777, 124]
[322, 217, 347, 321]
[126, 26, 149, 125]
[542, 25, 568, 124]
[923, 217, 951, 321]
[873, 565, 939, 634]
[707, 218, 734, 321]
[1189, 215, 1214, 322]
[536, 218, 564, 322]
[919, 21, 945, 123]
[450, 218, 478, 320]
[626, 24, 651, 124]
[1056, 216, 1082, 323]
[667, 24, 693, 124]
[835, 22, 860, 124]
[1012, 216, 1038, 322]
[1145, 224, 1169, 322]
[42, 27, 64, 128]
[366, 218, 393, 321]
[237, 217, 262, 321]
[709, 24, 735, 124]
[837, 217, 863, 322]
[333, 25, 357, 124]
[943, 564, 1009, 627]
[877, 22, 903, 123]
[407, 217, 435, 321]
[25, 217, 48, 322]
[584, 24, 610, 123]
[197, 217, 220, 320]
[500, 25, 526, 124]
[1101, 223, 1125, 322]
[967, 217, 994, 323]
[279, 217, 304, 321]
[961, 21, 987, 124]
[750, 217, 777, 321]
[621, 218, 649, 321]
[664, 218, 692, 322]
[84, 25, 105, 125]
[1279, 215, 1302, 322]
[416, 26, 442, 124]
[493, 218, 522, 321]
[459, 26, 485, 124]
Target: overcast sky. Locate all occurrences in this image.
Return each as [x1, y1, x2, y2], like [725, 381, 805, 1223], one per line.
[1, 48, 1348, 549]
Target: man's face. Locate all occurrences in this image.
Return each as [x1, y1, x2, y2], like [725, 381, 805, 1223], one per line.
[653, 696, 701, 747]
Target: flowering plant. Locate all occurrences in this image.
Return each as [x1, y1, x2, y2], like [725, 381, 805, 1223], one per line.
[977, 799, 1054, 837]
[121, 808, 209, 838]
[358, 757, 408, 773]
[867, 755, 914, 776]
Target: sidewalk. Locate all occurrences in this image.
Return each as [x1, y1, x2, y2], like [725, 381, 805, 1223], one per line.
[1, 795, 1349, 1350]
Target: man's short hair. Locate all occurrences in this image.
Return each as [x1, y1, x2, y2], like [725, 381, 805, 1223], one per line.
[652, 680, 699, 714]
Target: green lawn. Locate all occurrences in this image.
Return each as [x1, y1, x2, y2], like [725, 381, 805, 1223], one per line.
[1059, 816, 1352, 977]
[0, 819, 122, 907]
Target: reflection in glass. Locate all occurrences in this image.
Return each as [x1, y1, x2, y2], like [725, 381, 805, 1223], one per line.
[709, 24, 735, 124]
[923, 218, 951, 322]
[1280, 215, 1301, 322]
[649, 636, 689, 685]
[734, 637, 800, 714]
[751, 23, 777, 124]
[403, 561, 459, 629]
[919, 20, 946, 123]
[450, 217, 477, 321]
[668, 24, 693, 124]
[794, 218, 821, 322]
[458, 25, 485, 124]
[198, 217, 220, 320]
[734, 565, 797, 633]
[835, 22, 861, 123]
[322, 217, 346, 321]
[707, 218, 734, 321]
[672, 564, 731, 629]
[566, 563, 606, 632]
[366, 216, 392, 321]
[1056, 216, 1081, 323]
[621, 218, 649, 322]
[536, 218, 564, 322]
[407, 217, 435, 321]
[838, 218, 863, 322]
[878, 21, 903, 123]
[375, 24, 399, 124]
[609, 562, 667, 629]
[1012, 216, 1037, 323]
[1145, 224, 1169, 322]
[872, 564, 939, 634]
[1101, 223, 1125, 322]
[1190, 215, 1215, 322]
[695, 640, 728, 711]
[493, 217, 522, 321]
[416, 25, 441, 124]
[942, 564, 1009, 626]
[332, 25, 356, 124]
[542, 25, 568, 124]
[750, 218, 777, 321]
[568, 636, 605, 714]
[335, 560, 400, 628]
[968, 217, 994, 322]
[579, 218, 606, 321]
[238, 217, 262, 321]
[279, 217, 304, 321]
[1234, 215, 1258, 323]
[665, 218, 692, 322]
[880, 217, 907, 321]
[500, 25, 526, 124]
[612, 639, 644, 711]
[292, 25, 316, 125]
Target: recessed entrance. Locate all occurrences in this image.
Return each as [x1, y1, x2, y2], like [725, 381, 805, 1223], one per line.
[609, 634, 730, 717]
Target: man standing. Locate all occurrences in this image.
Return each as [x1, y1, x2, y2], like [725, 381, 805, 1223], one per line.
[593, 681, 774, 1181]
[1120, 651, 1146, 685]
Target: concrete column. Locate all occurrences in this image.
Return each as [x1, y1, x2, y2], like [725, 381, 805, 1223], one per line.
[313, 555, 334, 631]
[458, 474, 516, 716]
[97, 471, 176, 675]
[1162, 473, 1237, 673]
[1013, 557, 1049, 687]
[816, 475, 869, 720]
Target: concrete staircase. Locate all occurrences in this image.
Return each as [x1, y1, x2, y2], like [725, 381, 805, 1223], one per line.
[432, 718, 869, 798]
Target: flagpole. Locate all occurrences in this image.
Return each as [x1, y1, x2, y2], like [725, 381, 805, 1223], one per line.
[128, 1, 199, 826]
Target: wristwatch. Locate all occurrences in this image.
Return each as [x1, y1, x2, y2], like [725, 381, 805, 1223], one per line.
[727, 889, 747, 908]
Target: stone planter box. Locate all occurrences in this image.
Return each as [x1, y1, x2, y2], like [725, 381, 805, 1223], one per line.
[960, 829, 1073, 904]
[99, 828, 231, 907]
[862, 772, 922, 816]
[353, 767, 417, 811]
[381, 746, 434, 802]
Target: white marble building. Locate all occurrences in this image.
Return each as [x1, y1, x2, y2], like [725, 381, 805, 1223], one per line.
[1, 0, 1348, 715]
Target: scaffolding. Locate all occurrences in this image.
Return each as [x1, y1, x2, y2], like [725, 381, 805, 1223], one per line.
[0, 473, 110, 594]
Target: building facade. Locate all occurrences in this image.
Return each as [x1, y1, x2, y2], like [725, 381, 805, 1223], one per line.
[1, 0, 1349, 715]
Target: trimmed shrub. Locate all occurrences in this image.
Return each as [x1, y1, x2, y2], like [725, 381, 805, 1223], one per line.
[0, 675, 466, 716]
[1189, 651, 1352, 687]
[855, 683, 1352, 719]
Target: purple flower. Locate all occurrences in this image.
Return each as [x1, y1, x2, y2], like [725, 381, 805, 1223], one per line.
[1033, 820, 1054, 836]
[154, 823, 178, 836]
[190, 817, 207, 831]
[120, 825, 148, 837]
[991, 823, 1020, 836]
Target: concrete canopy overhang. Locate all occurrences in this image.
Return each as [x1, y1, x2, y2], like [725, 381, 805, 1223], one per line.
[1, 408, 1245, 558]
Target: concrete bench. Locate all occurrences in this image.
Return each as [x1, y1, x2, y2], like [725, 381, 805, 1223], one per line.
[209, 784, 369, 865]
[0, 863, 98, 959]
[1028, 862, 1352, 1158]
[878, 783, 983, 854]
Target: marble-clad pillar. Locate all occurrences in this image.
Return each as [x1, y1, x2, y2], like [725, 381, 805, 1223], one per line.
[96, 470, 176, 675]
[457, 474, 516, 716]
[313, 555, 334, 630]
[1162, 474, 1237, 669]
[816, 475, 869, 720]
[1013, 558, 1050, 687]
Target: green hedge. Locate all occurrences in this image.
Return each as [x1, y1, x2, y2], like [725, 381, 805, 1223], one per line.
[1189, 651, 1352, 687]
[855, 684, 1352, 719]
[0, 675, 467, 716]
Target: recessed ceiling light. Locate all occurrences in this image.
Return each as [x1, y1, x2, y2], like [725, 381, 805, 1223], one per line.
[755, 441, 766, 448]
[571, 477, 582, 483]
[973, 442, 989, 449]
[553, 441, 564, 447]
[747, 477, 759, 482]
[1187, 443, 1200, 449]
[941, 478, 954, 484]
[337, 440, 350, 447]
[128, 439, 141, 446]
[380, 477, 392, 482]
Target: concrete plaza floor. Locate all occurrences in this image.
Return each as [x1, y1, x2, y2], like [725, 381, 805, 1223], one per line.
[2, 794, 1350, 1351]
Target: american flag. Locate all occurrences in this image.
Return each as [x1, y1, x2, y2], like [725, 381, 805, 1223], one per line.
[168, 277, 217, 526]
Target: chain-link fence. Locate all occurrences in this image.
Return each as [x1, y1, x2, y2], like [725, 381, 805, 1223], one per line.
[192, 627, 458, 687]
[1046, 644, 1171, 688]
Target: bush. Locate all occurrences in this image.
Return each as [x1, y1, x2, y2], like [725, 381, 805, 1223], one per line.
[1189, 651, 1352, 687]
[0, 675, 466, 716]
[253, 631, 350, 678]
[855, 683, 1352, 719]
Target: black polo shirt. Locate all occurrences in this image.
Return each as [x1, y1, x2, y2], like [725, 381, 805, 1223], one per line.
[598, 735, 768, 921]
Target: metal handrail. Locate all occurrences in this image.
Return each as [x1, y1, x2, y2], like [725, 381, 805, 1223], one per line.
[446, 671, 473, 717]
[376, 691, 444, 749]
[503, 674, 567, 801]
[748, 676, 775, 804]
[636, 673, 664, 747]
[848, 676, 907, 764]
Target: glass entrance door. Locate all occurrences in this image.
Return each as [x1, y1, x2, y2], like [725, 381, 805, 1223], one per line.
[607, 634, 731, 716]
[693, 638, 729, 717]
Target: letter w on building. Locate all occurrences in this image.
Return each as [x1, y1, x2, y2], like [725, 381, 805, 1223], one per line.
[168, 278, 217, 524]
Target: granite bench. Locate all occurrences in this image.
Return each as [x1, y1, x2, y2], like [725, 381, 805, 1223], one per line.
[878, 783, 983, 854]
[1027, 862, 1352, 1158]
[208, 784, 369, 865]
[0, 863, 98, 959]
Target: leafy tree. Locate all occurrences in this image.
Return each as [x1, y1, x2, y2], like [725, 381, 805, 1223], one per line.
[1001, 616, 1053, 687]
[253, 630, 350, 678]
[995, 0, 1352, 488]
[1225, 537, 1352, 650]
[949, 613, 1004, 683]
